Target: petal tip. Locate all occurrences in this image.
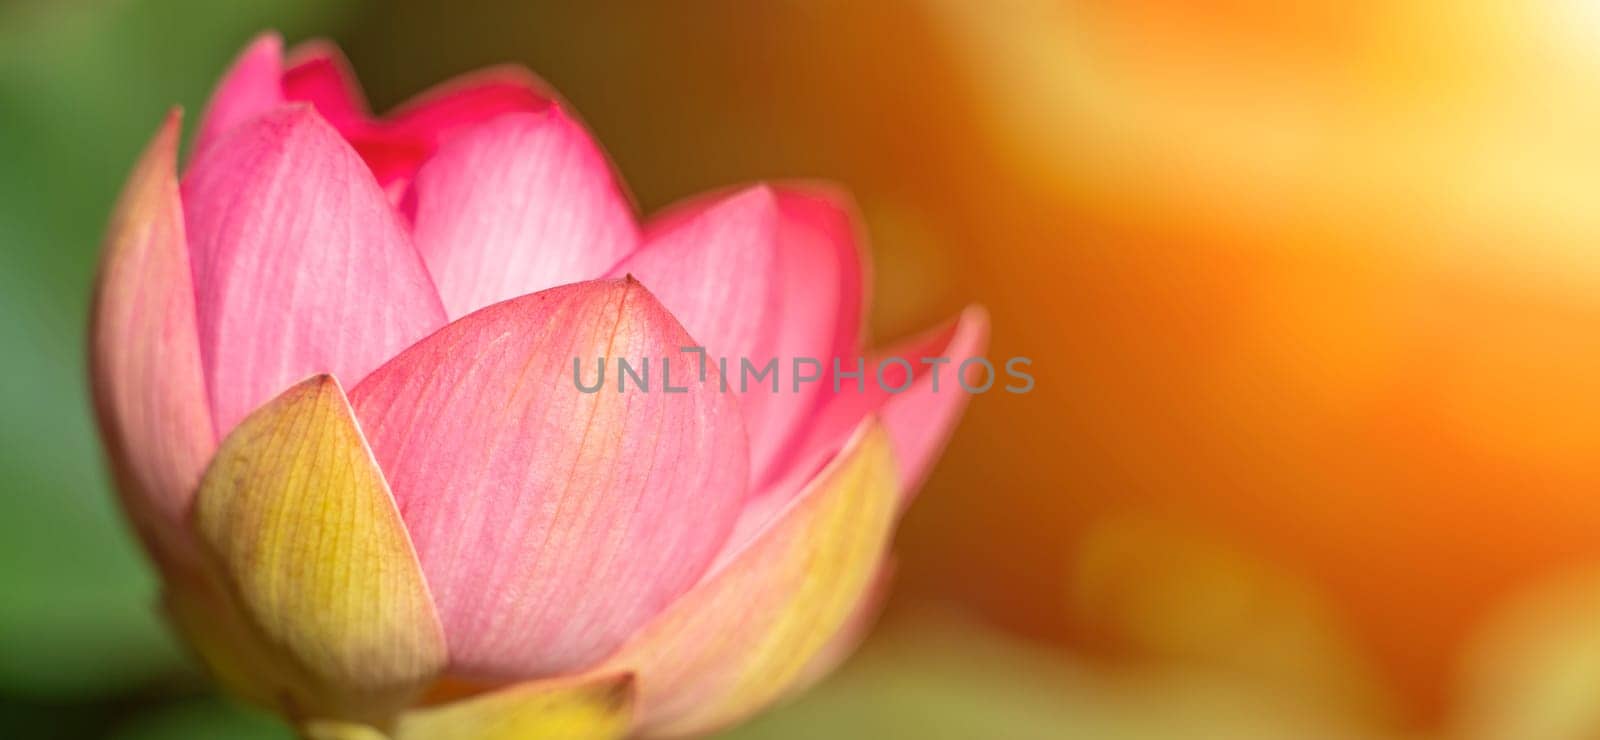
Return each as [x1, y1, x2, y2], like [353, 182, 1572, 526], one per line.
[159, 106, 184, 137]
[290, 372, 344, 401]
[959, 303, 992, 335]
[142, 110, 184, 173]
[780, 178, 853, 202]
[189, 374, 447, 719]
[349, 278, 748, 678]
[207, 102, 341, 166]
[285, 37, 345, 66]
[734, 182, 780, 207]
[244, 30, 285, 57]
[284, 38, 372, 118]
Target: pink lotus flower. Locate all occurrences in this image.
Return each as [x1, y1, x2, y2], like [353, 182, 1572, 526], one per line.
[90, 32, 986, 738]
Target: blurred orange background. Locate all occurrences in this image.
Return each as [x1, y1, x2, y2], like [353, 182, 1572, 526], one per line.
[343, 1, 1600, 728]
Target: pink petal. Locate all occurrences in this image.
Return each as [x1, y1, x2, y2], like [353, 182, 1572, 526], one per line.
[771, 305, 989, 515]
[874, 305, 991, 495]
[182, 105, 448, 437]
[612, 184, 865, 484]
[594, 421, 898, 736]
[89, 111, 215, 564]
[349, 278, 748, 679]
[193, 33, 285, 156]
[783, 183, 867, 368]
[411, 110, 639, 319]
[200, 37, 553, 191]
[350, 66, 555, 189]
[383, 65, 555, 147]
[282, 40, 370, 132]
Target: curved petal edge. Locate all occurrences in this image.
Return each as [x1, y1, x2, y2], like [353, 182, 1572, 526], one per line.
[194, 32, 286, 155]
[350, 278, 748, 678]
[186, 375, 447, 724]
[596, 420, 898, 737]
[780, 304, 990, 511]
[183, 104, 448, 437]
[614, 183, 867, 484]
[89, 109, 215, 566]
[395, 674, 635, 740]
[411, 110, 639, 319]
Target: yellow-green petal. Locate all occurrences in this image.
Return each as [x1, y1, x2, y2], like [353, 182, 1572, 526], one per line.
[601, 421, 899, 737]
[394, 675, 635, 740]
[187, 374, 446, 725]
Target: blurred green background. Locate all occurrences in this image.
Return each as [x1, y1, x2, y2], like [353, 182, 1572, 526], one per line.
[13, 0, 1600, 738]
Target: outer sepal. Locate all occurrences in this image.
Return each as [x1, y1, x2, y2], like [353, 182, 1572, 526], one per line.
[394, 674, 635, 740]
[88, 109, 216, 568]
[597, 421, 899, 737]
[182, 375, 447, 727]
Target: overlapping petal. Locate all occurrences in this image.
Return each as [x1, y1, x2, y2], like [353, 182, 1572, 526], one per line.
[783, 305, 990, 507]
[369, 66, 554, 177]
[395, 675, 635, 740]
[195, 33, 552, 189]
[610, 184, 864, 483]
[99, 34, 992, 738]
[764, 184, 867, 372]
[410, 111, 639, 318]
[596, 421, 898, 737]
[784, 560, 896, 700]
[293, 55, 555, 189]
[614, 188, 782, 366]
[182, 105, 448, 436]
[193, 33, 285, 155]
[281, 40, 370, 132]
[89, 111, 215, 561]
[188, 375, 447, 723]
[349, 279, 748, 678]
